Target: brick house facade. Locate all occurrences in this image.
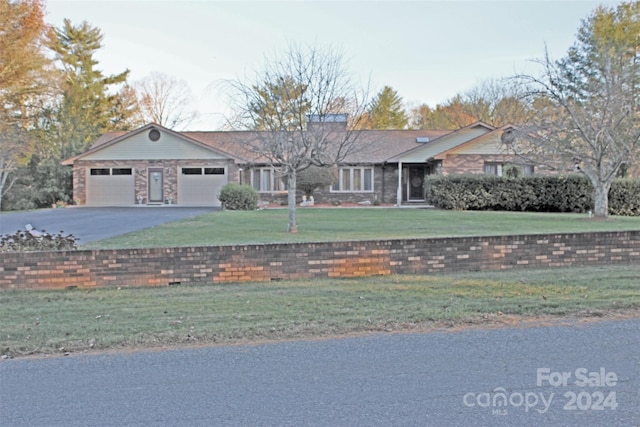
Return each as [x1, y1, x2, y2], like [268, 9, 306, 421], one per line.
[64, 121, 528, 207]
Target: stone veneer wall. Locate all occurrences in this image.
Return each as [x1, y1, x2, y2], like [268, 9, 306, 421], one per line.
[1, 231, 638, 290]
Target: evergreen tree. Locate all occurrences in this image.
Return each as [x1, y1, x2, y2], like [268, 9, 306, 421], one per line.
[16, 19, 135, 208]
[48, 19, 131, 159]
[248, 76, 311, 131]
[367, 86, 408, 129]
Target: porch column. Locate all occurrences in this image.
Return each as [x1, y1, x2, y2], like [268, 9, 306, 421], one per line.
[396, 162, 403, 206]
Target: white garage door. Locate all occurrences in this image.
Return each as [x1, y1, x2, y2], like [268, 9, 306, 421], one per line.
[178, 167, 226, 207]
[87, 168, 135, 206]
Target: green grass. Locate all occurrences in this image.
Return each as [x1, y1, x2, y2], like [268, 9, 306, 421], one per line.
[82, 208, 640, 249]
[1, 265, 638, 357]
[4, 209, 638, 358]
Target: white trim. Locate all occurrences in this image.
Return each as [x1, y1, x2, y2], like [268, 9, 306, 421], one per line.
[397, 162, 403, 205]
[250, 167, 287, 193]
[330, 167, 374, 193]
[484, 162, 503, 177]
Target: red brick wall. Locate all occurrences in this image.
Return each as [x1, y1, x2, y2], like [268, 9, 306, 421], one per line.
[1, 231, 638, 290]
[441, 154, 511, 175]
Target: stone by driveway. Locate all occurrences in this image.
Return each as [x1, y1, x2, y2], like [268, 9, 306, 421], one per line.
[0, 207, 216, 244]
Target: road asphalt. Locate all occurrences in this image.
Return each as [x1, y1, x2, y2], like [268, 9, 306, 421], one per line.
[1, 318, 638, 426]
[0, 207, 215, 244]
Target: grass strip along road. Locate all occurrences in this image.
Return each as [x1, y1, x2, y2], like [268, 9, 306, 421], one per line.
[2, 265, 638, 358]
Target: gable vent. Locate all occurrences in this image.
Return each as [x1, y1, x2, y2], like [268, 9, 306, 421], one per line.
[416, 137, 430, 143]
[149, 129, 161, 142]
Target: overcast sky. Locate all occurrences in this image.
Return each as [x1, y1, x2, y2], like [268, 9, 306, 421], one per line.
[46, 0, 620, 130]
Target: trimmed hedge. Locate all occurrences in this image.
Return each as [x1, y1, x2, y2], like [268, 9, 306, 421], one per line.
[609, 179, 640, 216]
[425, 175, 640, 216]
[218, 184, 259, 210]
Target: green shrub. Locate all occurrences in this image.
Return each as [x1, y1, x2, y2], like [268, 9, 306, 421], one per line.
[0, 229, 78, 252]
[218, 184, 259, 210]
[425, 175, 640, 215]
[609, 179, 640, 216]
[297, 166, 336, 198]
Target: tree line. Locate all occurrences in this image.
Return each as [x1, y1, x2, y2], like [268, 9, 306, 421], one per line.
[2, 0, 639, 223]
[0, 1, 538, 213]
[1, 0, 196, 210]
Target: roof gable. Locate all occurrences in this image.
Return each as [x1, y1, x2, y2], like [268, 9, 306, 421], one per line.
[435, 125, 514, 158]
[387, 122, 495, 162]
[63, 124, 243, 164]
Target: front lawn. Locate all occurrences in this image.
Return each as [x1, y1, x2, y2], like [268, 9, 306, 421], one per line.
[82, 208, 640, 249]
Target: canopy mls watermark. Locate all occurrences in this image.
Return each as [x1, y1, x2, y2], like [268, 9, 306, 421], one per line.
[463, 367, 619, 416]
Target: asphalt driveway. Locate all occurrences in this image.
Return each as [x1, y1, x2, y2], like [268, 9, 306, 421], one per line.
[0, 207, 216, 244]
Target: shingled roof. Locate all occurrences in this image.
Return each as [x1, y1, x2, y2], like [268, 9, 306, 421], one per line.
[186, 129, 450, 163]
[74, 125, 452, 165]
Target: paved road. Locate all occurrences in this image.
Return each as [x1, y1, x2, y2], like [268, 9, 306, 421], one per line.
[0, 207, 215, 244]
[1, 319, 638, 426]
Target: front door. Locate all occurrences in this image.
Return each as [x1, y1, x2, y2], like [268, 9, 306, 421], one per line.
[408, 166, 425, 200]
[148, 168, 164, 203]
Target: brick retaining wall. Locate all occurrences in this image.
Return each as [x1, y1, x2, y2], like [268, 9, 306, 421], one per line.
[1, 231, 639, 290]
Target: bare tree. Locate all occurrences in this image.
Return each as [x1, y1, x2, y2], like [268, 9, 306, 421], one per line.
[132, 72, 198, 129]
[226, 43, 370, 232]
[408, 78, 531, 130]
[461, 78, 532, 127]
[510, 2, 640, 218]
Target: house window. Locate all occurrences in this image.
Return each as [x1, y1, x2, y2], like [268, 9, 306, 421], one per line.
[182, 168, 203, 175]
[484, 162, 503, 177]
[204, 167, 225, 175]
[90, 168, 132, 176]
[251, 168, 286, 192]
[112, 168, 132, 175]
[331, 167, 374, 192]
[90, 168, 110, 176]
[522, 165, 535, 176]
[182, 167, 225, 175]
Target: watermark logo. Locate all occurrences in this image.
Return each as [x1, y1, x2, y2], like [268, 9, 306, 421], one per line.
[463, 388, 553, 414]
[463, 367, 618, 416]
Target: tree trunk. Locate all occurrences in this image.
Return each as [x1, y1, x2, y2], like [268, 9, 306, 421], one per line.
[287, 171, 298, 233]
[592, 179, 611, 219]
[0, 156, 9, 211]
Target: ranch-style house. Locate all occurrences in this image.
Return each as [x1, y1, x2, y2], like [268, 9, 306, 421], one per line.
[62, 118, 530, 207]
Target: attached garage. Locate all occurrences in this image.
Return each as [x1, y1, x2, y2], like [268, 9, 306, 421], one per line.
[64, 124, 244, 206]
[86, 168, 135, 206]
[177, 167, 226, 207]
